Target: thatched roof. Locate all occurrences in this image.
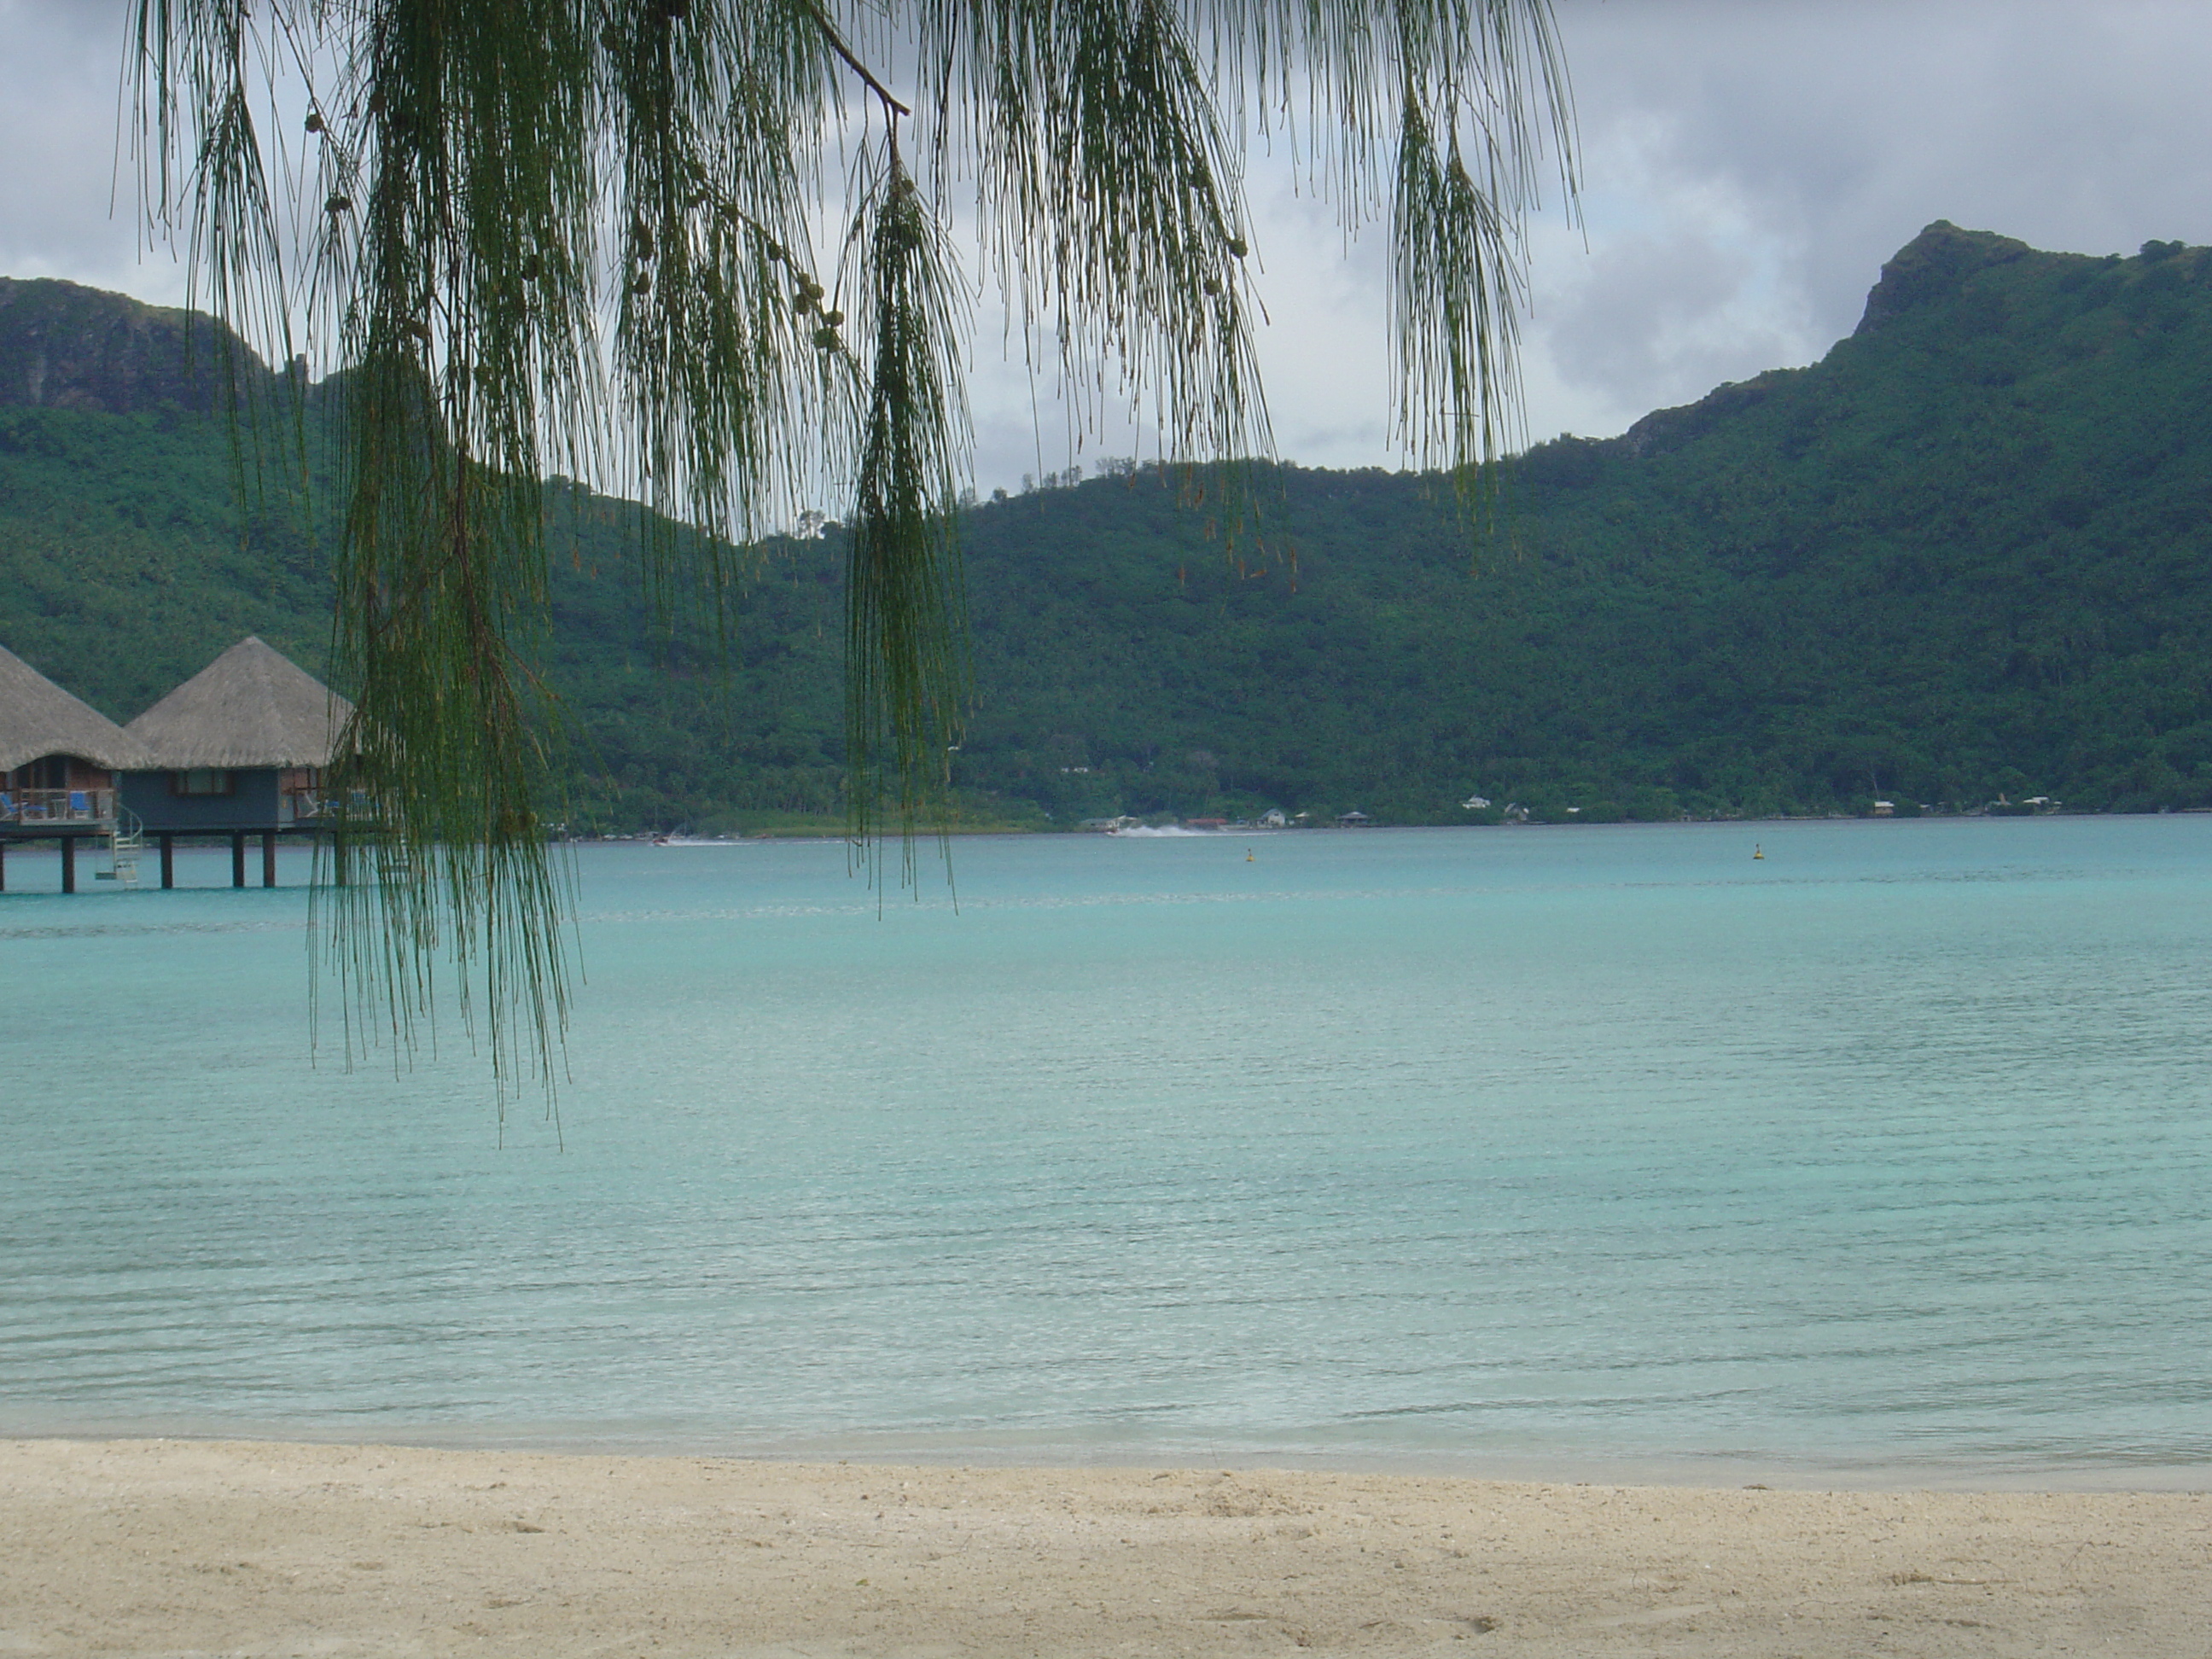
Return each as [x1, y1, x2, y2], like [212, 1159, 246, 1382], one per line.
[126, 637, 352, 769]
[0, 643, 150, 771]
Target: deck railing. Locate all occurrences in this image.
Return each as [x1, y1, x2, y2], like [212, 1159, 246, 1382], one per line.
[0, 788, 114, 825]
[282, 786, 384, 825]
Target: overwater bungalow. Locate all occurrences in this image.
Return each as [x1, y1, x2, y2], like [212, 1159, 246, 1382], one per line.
[119, 637, 352, 889]
[0, 644, 152, 892]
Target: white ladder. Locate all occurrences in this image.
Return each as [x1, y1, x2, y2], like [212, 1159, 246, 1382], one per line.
[103, 806, 144, 886]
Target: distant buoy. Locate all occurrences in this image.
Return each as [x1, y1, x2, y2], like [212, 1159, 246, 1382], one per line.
[1753, 843, 1765, 860]
[1246, 847, 1255, 862]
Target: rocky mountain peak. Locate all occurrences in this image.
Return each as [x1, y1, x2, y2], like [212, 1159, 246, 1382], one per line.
[1854, 220, 2031, 335]
[0, 277, 273, 416]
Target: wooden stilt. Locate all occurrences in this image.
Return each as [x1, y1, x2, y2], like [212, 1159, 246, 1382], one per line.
[262, 831, 278, 888]
[61, 835, 77, 894]
[333, 833, 347, 887]
[230, 832, 246, 888]
[0, 838, 7, 892]
[160, 835, 175, 888]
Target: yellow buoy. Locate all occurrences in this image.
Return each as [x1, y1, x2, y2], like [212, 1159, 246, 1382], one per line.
[1753, 843, 1765, 859]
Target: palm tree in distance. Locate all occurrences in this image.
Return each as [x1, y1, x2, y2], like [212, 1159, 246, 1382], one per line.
[131, 0, 1575, 1107]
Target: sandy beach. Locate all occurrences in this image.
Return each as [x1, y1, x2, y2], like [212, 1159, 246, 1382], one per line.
[3, 1440, 2206, 1656]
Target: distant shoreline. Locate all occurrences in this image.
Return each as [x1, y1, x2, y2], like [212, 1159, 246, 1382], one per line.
[575, 809, 2172, 842]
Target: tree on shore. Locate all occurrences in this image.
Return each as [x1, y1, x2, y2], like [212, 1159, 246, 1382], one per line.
[130, 0, 1575, 1103]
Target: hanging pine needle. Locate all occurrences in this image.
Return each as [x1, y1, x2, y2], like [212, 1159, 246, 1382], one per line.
[844, 143, 970, 863]
[128, 0, 1576, 1106]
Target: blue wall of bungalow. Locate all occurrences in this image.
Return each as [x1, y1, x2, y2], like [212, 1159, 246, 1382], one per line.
[119, 768, 287, 833]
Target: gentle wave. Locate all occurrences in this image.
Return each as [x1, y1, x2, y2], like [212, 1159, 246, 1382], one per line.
[5, 818, 2210, 1478]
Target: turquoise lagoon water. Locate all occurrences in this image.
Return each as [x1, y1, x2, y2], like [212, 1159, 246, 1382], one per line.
[3, 818, 2209, 1487]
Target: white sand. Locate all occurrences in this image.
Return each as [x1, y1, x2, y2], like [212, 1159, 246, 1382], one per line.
[3, 1438, 2206, 1656]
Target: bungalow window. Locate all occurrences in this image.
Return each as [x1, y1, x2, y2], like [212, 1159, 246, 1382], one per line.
[172, 768, 235, 796]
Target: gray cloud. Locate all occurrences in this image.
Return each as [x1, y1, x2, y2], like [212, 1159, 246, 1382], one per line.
[0, 0, 183, 302]
[10, 1, 2212, 491]
[1534, 222, 1804, 434]
[1516, 0, 2212, 437]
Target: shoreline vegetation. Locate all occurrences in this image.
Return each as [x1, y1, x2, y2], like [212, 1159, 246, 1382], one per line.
[6, 1439, 2205, 1656]
[0, 808, 2154, 855]
[16, 224, 2212, 835]
[565, 805, 2125, 840]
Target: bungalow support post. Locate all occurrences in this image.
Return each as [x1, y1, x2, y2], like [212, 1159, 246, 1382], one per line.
[262, 831, 277, 888]
[61, 834, 76, 894]
[230, 832, 245, 888]
[160, 835, 174, 888]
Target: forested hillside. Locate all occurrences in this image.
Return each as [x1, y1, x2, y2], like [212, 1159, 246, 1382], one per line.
[4, 218, 2211, 829]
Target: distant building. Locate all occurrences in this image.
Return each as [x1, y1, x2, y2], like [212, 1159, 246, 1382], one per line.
[0, 643, 151, 891]
[1258, 808, 1287, 828]
[1871, 800, 1895, 816]
[1462, 795, 1491, 811]
[1337, 809, 1371, 826]
[119, 637, 352, 888]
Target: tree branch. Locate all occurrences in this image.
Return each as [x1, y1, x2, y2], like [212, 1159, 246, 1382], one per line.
[798, 0, 911, 119]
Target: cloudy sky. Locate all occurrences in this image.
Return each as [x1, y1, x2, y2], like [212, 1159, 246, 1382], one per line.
[6, 0, 2210, 494]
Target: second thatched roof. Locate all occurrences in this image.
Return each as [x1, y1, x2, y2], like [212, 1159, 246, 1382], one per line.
[126, 637, 352, 769]
[0, 643, 151, 772]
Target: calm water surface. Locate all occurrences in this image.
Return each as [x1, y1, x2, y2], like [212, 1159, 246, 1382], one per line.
[3, 818, 2209, 1486]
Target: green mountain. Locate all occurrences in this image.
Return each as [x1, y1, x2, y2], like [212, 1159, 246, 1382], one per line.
[5, 220, 2212, 829]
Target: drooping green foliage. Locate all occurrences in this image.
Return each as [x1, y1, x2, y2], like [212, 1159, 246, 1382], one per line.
[843, 152, 969, 859]
[126, 0, 1575, 1092]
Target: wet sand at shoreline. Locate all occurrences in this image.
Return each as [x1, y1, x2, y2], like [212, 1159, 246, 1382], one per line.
[4, 1438, 2207, 1656]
